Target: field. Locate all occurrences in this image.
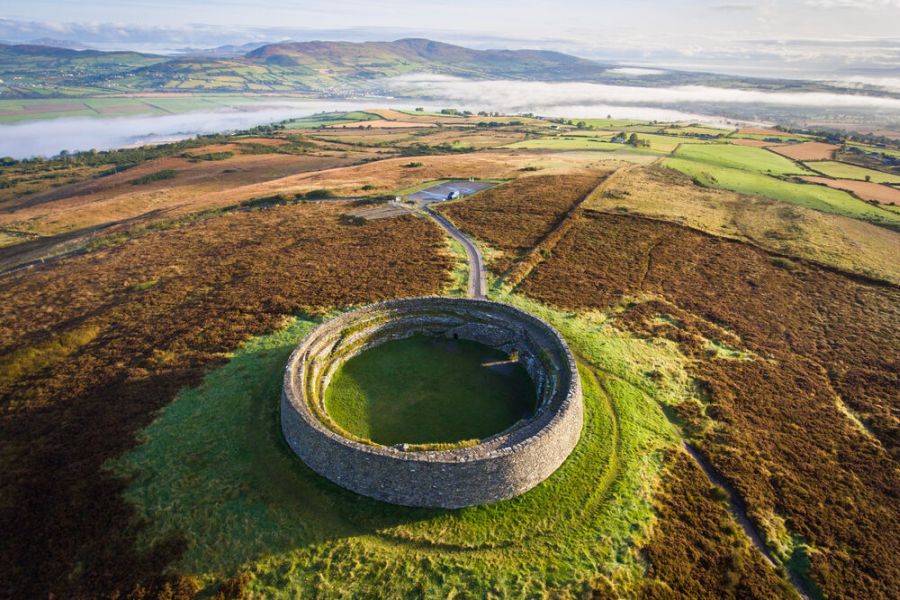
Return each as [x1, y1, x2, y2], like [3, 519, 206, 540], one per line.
[1, 110, 898, 599]
[505, 137, 661, 153]
[324, 336, 534, 445]
[729, 138, 773, 148]
[0, 143, 610, 273]
[805, 160, 900, 183]
[672, 143, 811, 176]
[588, 167, 900, 283]
[734, 128, 813, 142]
[439, 172, 608, 272]
[664, 157, 900, 226]
[768, 141, 838, 161]
[800, 176, 900, 205]
[508, 133, 720, 154]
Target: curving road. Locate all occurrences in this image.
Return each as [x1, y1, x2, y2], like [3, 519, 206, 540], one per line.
[426, 207, 486, 298]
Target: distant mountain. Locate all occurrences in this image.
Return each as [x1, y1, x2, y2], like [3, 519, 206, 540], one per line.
[0, 44, 163, 95]
[1, 37, 892, 99]
[174, 42, 270, 58]
[0, 38, 625, 95]
[244, 38, 609, 80]
[27, 38, 95, 51]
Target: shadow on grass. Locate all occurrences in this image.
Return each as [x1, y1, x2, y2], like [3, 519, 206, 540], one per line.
[110, 317, 448, 579]
[109, 312, 662, 596]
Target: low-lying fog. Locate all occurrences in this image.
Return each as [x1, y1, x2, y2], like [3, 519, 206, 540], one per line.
[0, 99, 731, 159]
[3, 75, 899, 159]
[0, 100, 410, 159]
[385, 75, 900, 112]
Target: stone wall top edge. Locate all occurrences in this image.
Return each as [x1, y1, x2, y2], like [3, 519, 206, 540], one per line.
[282, 296, 580, 464]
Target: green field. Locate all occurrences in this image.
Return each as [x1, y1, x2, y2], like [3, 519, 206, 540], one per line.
[396, 109, 465, 118]
[324, 335, 535, 446]
[109, 290, 691, 596]
[284, 110, 382, 129]
[506, 137, 665, 154]
[673, 143, 811, 175]
[731, 132, 814, 143]
[845, 143, 900, 159]
[665, 157, 900, 227]
[574, 118, 656, 129]
[805, 160, 900, 184]
[624, 132, 723, 153]
[662, 125, 733, 136]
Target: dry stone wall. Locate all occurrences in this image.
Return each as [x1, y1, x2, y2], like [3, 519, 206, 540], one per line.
[281, 297, 583, 508]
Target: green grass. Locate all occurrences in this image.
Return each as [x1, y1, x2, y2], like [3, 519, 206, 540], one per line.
[575, 118, 655, 129]
[505, 137, 665, 154]
[0, 325, 100, 387]
[674, 143, 810, 175]
[110, 293, 689, 596]
[445, 238, 469, 296]
[324, 335, 535, 446]
[731, 133, 813, 143]
[664, 157, 900, 227]
[284, 111, 381, 129]
[804, 160, 900, 184]
[662, 125, 733, 136]
[130, 169, 177, 185]
[845, 143, 900, 159]
[396, 109, 465, 118]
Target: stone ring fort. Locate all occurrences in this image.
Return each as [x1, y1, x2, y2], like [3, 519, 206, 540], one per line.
[281, 296, 583, 508]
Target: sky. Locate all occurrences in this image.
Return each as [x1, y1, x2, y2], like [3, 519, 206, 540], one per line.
[1, 0, 899, 78]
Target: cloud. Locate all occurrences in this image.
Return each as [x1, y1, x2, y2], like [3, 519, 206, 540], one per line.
[384, 74, 900, 112]
[828, 76, 900, 93]
[606, 67, 666, 76]
[0, 99, 408, 158]
[713, 4, 755, 10]
[803, 0, 900, 8]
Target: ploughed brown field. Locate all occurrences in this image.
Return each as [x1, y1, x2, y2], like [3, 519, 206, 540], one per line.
[800, 175, 900, 204]
[769, 141, 838, 161]
[730, 138, 773, 148]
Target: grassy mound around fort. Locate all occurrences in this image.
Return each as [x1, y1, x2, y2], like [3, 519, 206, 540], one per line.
[323, 335, 536, 446]
[107, 296, 693, 597]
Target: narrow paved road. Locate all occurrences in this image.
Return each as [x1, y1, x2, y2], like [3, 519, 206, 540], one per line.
[426, 207, 486, 298]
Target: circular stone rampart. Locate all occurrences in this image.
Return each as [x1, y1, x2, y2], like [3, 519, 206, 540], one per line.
[281, 297, 583, 508]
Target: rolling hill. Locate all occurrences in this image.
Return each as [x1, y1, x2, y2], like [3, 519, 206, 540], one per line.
[2, 37, 897, 99]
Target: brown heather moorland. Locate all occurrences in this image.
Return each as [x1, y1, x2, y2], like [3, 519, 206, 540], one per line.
[517, 210, 899, 599]
[0, 202, 452, 598]
[439, 172, 608, 272]
[587, 167, 900, 284]
[637, 451, 795, 600]
[1, 111, 898, 599]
